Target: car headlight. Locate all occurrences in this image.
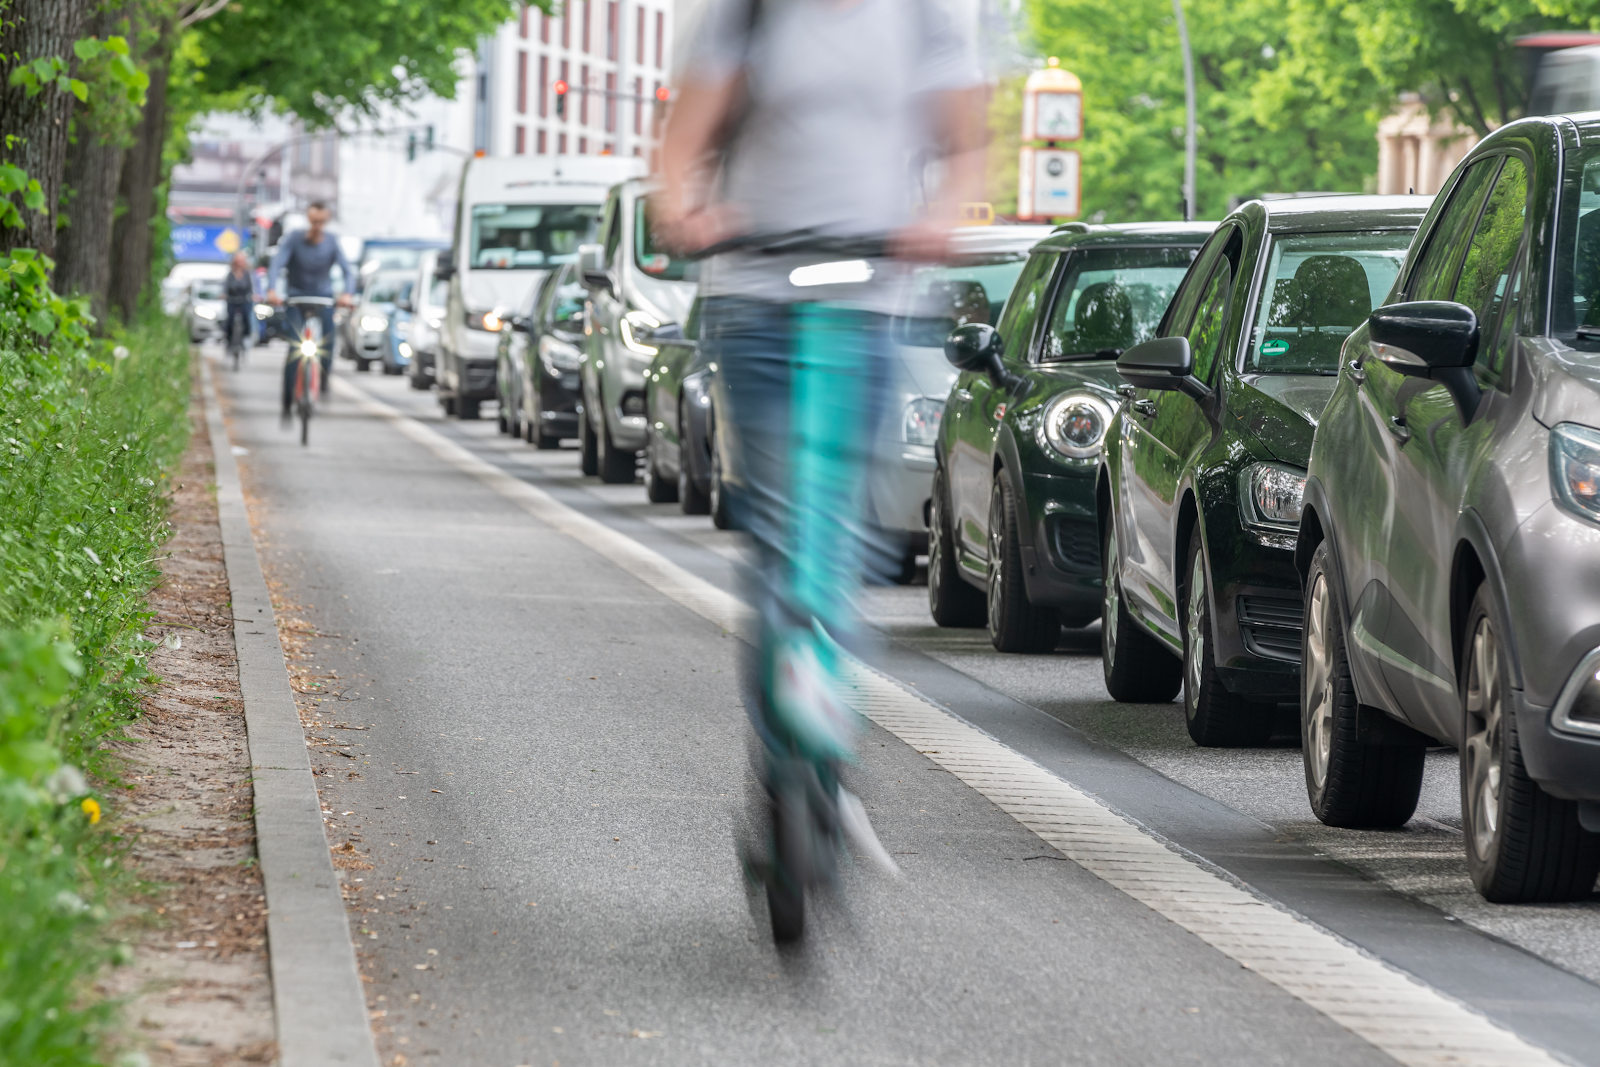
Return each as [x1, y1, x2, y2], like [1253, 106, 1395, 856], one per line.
[360, 314, 389, 333]
[540, 334, 580, 373]
[466, 310, 503, 331]
[1550, 422, 1600, 524]
[426, 315, 443, 329]
[1039, 392, 1113, 461]
[254, 303, 273, 320]
[397, 342, 413, 358]
[1239, 462, 1306, 529]
[903, 397, 944, 446]
[194, 305, 218, 320]
[620, 310, 663, 356]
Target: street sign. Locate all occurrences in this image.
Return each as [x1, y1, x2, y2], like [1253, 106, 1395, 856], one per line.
[1022, 58, 1083, 142]
[171, 224, 246, 262]
[1017, 148, 1081, 220]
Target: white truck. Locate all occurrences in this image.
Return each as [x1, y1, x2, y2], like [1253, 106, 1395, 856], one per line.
[435, 154, 645, 419]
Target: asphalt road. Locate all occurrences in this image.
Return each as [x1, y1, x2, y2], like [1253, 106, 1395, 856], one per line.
[214, 343, 1600, 1067]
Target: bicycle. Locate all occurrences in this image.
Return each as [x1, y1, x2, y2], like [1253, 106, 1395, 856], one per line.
[286, 296, 334, 446]
[225, 304, 249, 371]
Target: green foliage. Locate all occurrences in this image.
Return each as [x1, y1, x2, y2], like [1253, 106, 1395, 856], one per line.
[0, 252, 190, 1066]
[7, 55, 88, 103]
[183, 0, 536, 125]
[1028, 0, 1392, 222]
[0, 166, 45, 232]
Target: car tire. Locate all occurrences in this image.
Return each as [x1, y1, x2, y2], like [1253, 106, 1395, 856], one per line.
[1181, 530, 1275, 746]
[928, 465, 985, 628]
[409, 370, 430, 391]
[643, 430, 679, 503]
[679, 399, 712, 515]
[987, 475, 1059, 653]
[442, 393, 457, 417]
[384, 362, 401, 376]
[1459, 585, 1600, 901]
[497, 407, 509, 433]
[709, 428, 732, 530]
[597, 418, 636, 484]
[580, 410, 599, 476]
[1101, 519, 1182, 702]
[1301, 541, 1425, 827]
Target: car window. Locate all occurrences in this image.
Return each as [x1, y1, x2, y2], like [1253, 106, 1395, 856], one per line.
[1159, 226, 1232, 338]
[1455, 157, 1529, 380]
[470, 203, 601, 269]
[1037, 246, 1195, 362]
[1246, 231, 1411, 375]
[428, 278, 448, 308]
[601, 198, 622, 269]
[892, 256, 1030, 348]
[545, 266, 588, 335]
[993, 252, 1058, 363]
[1482, 256, 1524, 381]
[1406, 158, 1500, 302]
[1187, 259, 1233, 384]
[634, 199, 699, 281]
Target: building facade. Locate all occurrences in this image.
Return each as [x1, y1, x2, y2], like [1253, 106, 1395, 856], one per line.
[473, 0, 678, 164]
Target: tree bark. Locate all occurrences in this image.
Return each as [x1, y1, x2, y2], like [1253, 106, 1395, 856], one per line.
[0, 0, 94, 261]
[108, 21, 170, 321]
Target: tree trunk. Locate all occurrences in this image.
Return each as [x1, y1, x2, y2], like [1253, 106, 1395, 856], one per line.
[0, 0, 94, 261]
[108, 22, 171, 322]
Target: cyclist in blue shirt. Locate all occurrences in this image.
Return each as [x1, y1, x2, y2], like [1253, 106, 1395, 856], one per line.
[266, 202, 355, 417]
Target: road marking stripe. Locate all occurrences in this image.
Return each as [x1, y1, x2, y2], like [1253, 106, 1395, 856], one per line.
[334, 379, 1563, 1067]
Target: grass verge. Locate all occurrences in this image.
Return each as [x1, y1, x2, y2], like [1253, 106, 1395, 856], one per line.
[0, 265, 191, 1067]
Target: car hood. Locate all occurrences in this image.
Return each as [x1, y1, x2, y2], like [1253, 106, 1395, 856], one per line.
[463, 268, 547, 314]
[895, 344, 960, 400]
[1024, 359, 1125, 401]
[1233, 374, 1338, 467]
[1531, 338, 1600, 429]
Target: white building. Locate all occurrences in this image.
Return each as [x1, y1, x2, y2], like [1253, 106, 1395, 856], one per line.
[472, 0, 679, 165]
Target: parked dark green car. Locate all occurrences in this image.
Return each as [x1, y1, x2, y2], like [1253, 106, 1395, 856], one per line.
[1099, 195, 1431, 744]
[931, 222, 1214, 652]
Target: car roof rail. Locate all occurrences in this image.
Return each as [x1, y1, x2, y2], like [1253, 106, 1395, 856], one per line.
[1051, 221, 1092, 234]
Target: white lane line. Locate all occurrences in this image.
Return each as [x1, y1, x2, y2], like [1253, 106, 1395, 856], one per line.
[334, 379, 1564, 1067]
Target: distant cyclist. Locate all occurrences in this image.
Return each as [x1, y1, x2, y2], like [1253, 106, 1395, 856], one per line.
[223, 252, 254, 365]
[655, 0, 986, 941]
[266, 202, 354, 417]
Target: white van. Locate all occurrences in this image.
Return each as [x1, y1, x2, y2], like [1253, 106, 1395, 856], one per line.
[437, 154, 645, 419]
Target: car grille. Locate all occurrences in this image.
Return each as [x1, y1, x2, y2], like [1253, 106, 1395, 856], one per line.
[1049, 516, 1100, 576]
[1236, 594, 1303, 662]
[465, 364, 496, 390]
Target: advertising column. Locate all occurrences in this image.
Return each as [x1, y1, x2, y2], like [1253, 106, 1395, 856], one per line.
[1016, 57, 1082, 221]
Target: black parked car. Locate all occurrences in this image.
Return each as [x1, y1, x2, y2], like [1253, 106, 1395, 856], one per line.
[1298, 117, 1600, 902]
[1100, 197, 1429, 745]
[498, 262, 587, 449]
[932, 222, 1213, 651]
[642, 299, 725, 516]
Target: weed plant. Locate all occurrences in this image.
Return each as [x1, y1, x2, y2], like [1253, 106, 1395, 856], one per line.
[0, 250, 189, 1067]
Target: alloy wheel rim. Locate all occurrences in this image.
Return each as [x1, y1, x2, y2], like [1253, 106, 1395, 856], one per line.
[1304, 574, 1333, 790]
[1103, 526, 1120, 661]
[1464, 619, 1504, 862]
[929, 480, 946, 602]
[1185, 550, 1206, 715]
[710, 443, 722, 513]
[987, 492, 1005, 634]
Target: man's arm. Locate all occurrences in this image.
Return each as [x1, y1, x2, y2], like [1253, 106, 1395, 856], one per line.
[333, 241, 357, 307]
[267, 234, 294, 300]
[653, 73, 743, 254]
[893, 85, 987, 262]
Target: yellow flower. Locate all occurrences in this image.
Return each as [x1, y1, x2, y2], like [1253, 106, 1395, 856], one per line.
[81, 798, 101, 824]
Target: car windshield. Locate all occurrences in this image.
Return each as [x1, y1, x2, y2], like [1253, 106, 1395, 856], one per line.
[193, 285, 223, 301]
[1038, 246, 1196, 361]
[362, 246, 435, 273]
[892, 256, 1030, 347]
[635, 200, 699, 281]
[365, 279, 406, 304]
[470, 203, 601, 269]
[1245, 231, 1411, 374]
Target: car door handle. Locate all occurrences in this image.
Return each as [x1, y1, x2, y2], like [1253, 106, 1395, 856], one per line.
[1388, 414, 1410, 442]
[1133, 399, 1158, 418]
[954, 389, 972, 402]
[1347, 359, 1365, 384]
[1116, 384, 1137, 399]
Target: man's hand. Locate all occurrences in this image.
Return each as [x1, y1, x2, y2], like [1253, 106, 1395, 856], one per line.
[336, 293, 355, 309]
[890, 219, 955, 263]
[266, 291, 283, 306]
[651, 198, 742, 257]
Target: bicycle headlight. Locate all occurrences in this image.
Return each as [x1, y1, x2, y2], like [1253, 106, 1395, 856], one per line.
[1239, 462, 1306, 529]
[620, 310, 662, 356]
[299, 338, 319, 358]
[1039, 392, 1113, 461]
[253, 303, 272, 320]
[360, 314, 389, 333]
[1550, 422, 1600, 524]
[903, 397, 944, 446]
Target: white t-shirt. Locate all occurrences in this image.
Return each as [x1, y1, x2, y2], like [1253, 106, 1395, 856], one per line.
[686, 0, 981, 309]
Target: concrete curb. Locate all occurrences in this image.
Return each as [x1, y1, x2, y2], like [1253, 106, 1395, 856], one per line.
[200, 357, 380, 1067]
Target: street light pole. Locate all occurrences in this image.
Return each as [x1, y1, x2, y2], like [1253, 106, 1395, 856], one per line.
[1172, 0, 1197, 221]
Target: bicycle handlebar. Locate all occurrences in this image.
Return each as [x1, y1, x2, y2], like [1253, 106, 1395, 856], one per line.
[285, 295, 336, 306]
[684, 230, 893, 261]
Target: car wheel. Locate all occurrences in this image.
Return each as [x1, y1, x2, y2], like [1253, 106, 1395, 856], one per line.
[597, 418, 636, 484]
[1101, 520, 1182, 702]
[643, 428, 679, 503]
[986, 475, 1059, 653]
[409, 370, 430, 391]
[355, 358, 371, 373]
[442, 393, 457, 417]
[497, 406, 509, 433]
[580, 410, 599, 476]
[1301, 541, 1425, 827]
[928, 464, 985, 628]
[709, 428, 732, 530]
[1181, 530, 1275, 746]
[1460, 585, 1600, 901]
[679, 399, 711, 515]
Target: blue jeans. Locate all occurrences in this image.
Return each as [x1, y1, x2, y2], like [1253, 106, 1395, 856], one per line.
[282, 302, 335, 410]
[701, 296, 892, 769]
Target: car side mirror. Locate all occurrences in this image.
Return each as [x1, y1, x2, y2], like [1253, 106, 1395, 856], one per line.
[1116, 336, 1212, 402]
[945, 321, 1002, 369]
[510, 314, 534, 334]
[434, 260, 456, 282]
[578, 244, 611, 293]
[1367, 300, 1482, 418]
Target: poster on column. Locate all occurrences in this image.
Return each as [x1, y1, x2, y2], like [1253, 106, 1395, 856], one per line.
[1017, 148, 1081, 220]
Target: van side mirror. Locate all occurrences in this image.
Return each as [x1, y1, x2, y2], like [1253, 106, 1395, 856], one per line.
[1367, 301, 1482, 417]
[434, 259, 456, 282]
[578, 244, 611, 293]
[1116, 336, 1211, 402]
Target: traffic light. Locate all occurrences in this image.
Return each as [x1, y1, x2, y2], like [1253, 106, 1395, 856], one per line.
[655, 85, 670, 102]
[554, 79, 568, 118]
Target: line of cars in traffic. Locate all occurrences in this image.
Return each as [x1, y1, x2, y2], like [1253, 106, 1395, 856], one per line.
[445, 119, 1600, 905]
